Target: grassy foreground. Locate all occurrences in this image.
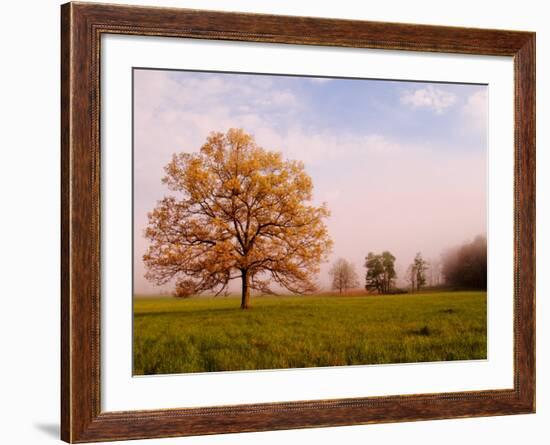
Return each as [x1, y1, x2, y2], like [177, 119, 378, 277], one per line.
[133, 291, 486, 375]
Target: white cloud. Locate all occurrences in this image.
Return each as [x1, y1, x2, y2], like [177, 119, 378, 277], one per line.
[400, 85, 457, 114]
[462, 90, 488, 131]
[248, 129, 408, 168]
[255, 90, 297, 107]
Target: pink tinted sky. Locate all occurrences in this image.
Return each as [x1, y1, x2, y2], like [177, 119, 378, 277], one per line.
[133, 69, 487, 294]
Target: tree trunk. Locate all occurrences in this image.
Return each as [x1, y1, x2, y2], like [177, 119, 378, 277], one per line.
[240, 270, 251, 309]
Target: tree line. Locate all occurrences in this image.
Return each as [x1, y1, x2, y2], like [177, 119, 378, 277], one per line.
[329, 235, 487, 294]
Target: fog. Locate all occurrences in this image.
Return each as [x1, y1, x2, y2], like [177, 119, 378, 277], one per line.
[132, 69, 487, 295]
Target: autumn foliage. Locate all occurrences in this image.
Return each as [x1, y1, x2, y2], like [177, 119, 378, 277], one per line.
[143, 129, 332, 308]
[329, 258, 359, 294]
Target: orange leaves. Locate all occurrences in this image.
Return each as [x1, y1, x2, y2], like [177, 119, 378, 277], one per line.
[143, 128, 332, 298]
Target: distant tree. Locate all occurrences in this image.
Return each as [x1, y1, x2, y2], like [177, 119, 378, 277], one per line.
[442, 235, 487, 289]
[381, 251, 397, 293]
[428, 258, 443, 286]
[365, 253, 384, 293]
[408, 252, 428, 292]
[406, 263, 416, 292]
[144, 128, 333, 309]
[329, 258, 360, 294]
[365, 251, 396, 294]
[414, 253, 428, 291]
[173, 279, 195, 298]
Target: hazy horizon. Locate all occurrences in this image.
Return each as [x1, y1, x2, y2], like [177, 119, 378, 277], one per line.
[133, 69, 487, 295]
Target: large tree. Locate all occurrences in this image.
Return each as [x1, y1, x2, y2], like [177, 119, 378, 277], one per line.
[143, 129, 333, 309]
[329, 258, 360, 294]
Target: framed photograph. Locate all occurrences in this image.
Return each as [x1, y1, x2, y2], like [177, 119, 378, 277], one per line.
[61, 2, 535, 442]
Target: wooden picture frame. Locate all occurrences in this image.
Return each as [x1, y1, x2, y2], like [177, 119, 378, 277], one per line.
[61, 2, 535, 442]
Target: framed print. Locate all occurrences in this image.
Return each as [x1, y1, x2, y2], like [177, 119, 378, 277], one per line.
[61, 2, 535, 443]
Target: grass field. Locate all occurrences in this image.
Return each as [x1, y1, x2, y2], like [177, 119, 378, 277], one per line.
[133, 291, 486, 375]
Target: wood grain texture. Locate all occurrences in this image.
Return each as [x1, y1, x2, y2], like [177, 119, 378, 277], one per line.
[60, 3, 71, 441]
[60, 2, 536, 442]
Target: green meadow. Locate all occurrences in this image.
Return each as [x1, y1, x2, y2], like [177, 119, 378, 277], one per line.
[133, 291, 486, 375]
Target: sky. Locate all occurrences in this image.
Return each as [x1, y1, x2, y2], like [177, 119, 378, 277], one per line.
[133, 68, 487, 294]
